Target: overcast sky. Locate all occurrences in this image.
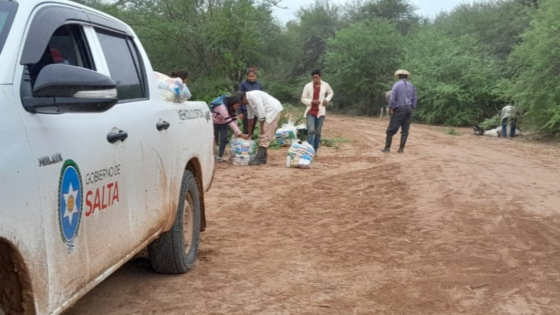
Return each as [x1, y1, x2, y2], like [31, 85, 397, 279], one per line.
[272, 0, 476, 23]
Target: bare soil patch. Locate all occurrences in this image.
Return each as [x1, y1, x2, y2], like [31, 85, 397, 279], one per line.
[67, 115, 560, 315]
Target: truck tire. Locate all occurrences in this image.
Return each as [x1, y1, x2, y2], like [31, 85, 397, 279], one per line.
[148, 170, 201, 274]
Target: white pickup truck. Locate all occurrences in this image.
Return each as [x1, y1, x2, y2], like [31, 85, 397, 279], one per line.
[0, 1, 215, 314]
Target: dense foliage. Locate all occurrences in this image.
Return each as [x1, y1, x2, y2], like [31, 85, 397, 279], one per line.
[75, 0, 560, 137]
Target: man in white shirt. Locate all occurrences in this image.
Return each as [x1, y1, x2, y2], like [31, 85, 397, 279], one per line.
[242, 90, 284, 165]
[501, 104, 516, 138]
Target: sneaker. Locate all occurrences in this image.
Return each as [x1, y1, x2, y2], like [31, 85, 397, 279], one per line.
[216, 156, 228, 163]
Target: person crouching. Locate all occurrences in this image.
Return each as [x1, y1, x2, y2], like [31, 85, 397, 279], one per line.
[240, 90, 284, 166]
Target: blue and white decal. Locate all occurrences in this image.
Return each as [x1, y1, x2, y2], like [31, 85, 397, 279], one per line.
[58, 160, 84, 252]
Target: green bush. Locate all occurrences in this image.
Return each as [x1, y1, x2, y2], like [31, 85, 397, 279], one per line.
[404, 27, 501, 126]
[479, 114, 501, 130]
[188, 76, 233, 104]
[507, 0, 560, 137]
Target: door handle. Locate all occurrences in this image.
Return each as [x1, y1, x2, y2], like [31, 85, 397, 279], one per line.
[156, 120, 171, 131]
[107, 130, 128, 143]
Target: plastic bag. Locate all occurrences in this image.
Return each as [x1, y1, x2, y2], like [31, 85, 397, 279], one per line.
[154, 71, 191, 103]
[229, 138, 257, 166]
[275, 121, 298, 146]
[484, 126, 521, 137]
[286, 140, 315, 169]
[295, 124, 308, 141]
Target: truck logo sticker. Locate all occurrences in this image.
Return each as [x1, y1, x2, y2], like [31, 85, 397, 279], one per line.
[58, 160, 84, 252]
[84, 164, 122, 217]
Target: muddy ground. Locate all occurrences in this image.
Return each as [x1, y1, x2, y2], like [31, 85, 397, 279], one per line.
[67, 115, 560, 315]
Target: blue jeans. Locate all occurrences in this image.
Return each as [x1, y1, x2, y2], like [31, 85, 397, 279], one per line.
[306, 114, 325, 152]
[501, 118, 516, 138]
[214, 124, 228, 157]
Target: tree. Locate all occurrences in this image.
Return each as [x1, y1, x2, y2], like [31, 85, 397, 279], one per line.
[434, 1, 533, 67]
[403, 26, 501, 126]
[344, 0, 419, 35]
[324, 19, 404, 114]
[507, 0, 560, 136]
[290, 0, 342, 77]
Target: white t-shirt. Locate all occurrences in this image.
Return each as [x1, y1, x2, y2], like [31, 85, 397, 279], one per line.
[246, 91, 283, 124]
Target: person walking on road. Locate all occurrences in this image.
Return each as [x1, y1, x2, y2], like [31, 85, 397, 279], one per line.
[241, 90, 284, 166]
[381, 69, 417, 153]
[301, 69, 334, 155]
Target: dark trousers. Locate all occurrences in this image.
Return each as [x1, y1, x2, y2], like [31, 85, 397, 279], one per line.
[501, 118, 517, 138]
[387, 106, 413, 136]
[214, 124, 228, 158]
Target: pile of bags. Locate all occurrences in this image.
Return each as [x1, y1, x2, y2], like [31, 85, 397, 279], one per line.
[483, 126, 521, 137]
[286, 140, 315, 169]
[154, 71, 191, 103]
[275, 122, 298, 146]
[229, 138, 257, 166]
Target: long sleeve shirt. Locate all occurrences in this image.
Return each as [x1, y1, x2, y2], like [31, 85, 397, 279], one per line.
[212, 104, 242, 136]
[246, 90, 283, 124]
[300, 81, 334, 118]
[390, 79, 417, 109]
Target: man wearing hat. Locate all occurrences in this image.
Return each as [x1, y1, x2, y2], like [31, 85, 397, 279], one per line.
[381, 69, 417, 153]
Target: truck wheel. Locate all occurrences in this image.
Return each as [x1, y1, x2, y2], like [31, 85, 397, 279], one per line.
[148, 170, 201, 273]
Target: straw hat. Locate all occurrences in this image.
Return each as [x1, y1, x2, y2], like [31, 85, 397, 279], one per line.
[394, 69, 411, 79]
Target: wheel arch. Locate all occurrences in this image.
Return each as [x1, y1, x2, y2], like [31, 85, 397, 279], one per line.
[0, 238, 36, 315]
[185, 158, 206, 232]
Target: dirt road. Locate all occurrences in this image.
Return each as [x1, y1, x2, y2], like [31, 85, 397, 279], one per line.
[67, 115, 560, 315]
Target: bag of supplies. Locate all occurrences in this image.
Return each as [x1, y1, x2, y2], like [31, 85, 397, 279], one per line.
[229, 138, 257, 166]
[154, 71, 191, 103]
[275, 121, 298, 146]
[286, 140, 315, 169]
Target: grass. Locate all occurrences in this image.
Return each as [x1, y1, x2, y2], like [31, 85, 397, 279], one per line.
[320, 136, 353, 149]
[278, 103, 305, 127]
[443, 128, 461, 136]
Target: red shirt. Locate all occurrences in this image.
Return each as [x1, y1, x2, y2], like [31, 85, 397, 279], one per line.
[308, 85, 321, 117]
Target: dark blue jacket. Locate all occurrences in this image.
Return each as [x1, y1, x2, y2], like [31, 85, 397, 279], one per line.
[238, 80, 263, 113]
[239, 80, 263, 93]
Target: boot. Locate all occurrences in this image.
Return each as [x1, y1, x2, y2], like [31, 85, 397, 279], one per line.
[249, 147, 267, 166]
[263, 147, 268, 164]
[397, 135, 408, 153]
[381, 134, 393, 153]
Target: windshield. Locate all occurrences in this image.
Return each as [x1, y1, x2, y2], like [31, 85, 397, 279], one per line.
[0, 2, 18, 55]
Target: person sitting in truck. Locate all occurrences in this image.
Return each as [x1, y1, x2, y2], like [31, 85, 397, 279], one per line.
[50, 48, 70, 64]
[211, 93, 249, 162]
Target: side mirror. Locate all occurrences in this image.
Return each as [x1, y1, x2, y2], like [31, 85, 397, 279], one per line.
[24, 64, 118, 114]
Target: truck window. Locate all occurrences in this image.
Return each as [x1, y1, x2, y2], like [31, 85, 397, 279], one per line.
[0, 2, 18, 54]
[22, 24, 94, 97]
[96, 30, 146, 102]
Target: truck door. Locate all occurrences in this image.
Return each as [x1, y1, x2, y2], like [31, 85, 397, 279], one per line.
[14, 14, 132, 310]
[91, 27, 174, 240]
